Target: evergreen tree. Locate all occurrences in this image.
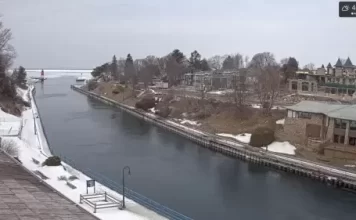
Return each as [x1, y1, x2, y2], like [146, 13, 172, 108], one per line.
[111, 55, 118, 80]
[171, 49, 185, 64]
[222, 56, 234, 70]
[200, 59, 210, 71]
[17, 66, 27, 85]
[189, 50, 202, 71]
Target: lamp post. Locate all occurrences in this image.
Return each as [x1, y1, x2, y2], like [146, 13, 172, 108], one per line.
[122, 166, 131, 209]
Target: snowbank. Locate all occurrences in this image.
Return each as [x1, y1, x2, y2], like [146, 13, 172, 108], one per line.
[166, 120, 205, 135]
[7, 86, 166, 220]
[276, 119, 285, 125]
[0, 109, 22, 136]
[217, 133, 251, 144]
[174, 119, 201, 126]
[262, 141, 296, 155]
[16, 86, 29, 102]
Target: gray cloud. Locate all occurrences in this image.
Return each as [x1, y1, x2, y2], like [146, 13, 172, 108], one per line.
[1, 0, 355, 69]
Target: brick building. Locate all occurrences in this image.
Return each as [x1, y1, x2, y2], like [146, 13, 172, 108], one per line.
[282, 101, 356, 160]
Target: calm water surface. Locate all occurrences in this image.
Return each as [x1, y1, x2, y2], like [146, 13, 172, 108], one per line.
[34, 76, 356, 220]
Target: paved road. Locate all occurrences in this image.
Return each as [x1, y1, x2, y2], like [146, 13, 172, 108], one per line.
[0, 151, 96, 220]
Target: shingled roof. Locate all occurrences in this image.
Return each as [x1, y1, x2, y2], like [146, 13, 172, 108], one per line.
[344, 57, 354, 67]
[335, 58, 343, 67]
[286, 101, 356, 121]
[327, 62, 332, 68]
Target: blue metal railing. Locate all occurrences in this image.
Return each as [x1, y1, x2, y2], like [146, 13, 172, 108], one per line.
[58, 154, 192, 220]
[31, 84, 193, 220]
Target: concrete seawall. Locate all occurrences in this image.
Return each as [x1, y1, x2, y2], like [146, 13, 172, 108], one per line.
[71, 85, 356, 192]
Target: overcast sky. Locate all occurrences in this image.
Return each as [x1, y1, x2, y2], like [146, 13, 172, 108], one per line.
[1, 0, 355, 69]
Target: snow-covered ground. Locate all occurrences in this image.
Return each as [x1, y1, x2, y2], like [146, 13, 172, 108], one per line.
[16, 86, 29, 102]
[166, 120, 205, 135]
[262, 141, 296, 155]
[173, 119, 201, 126]
[0, 86, 166, 220]
[250, 104, 285, 110]
[207, 89, 233, 95]
[217, 133, 251, 144]
[217, 132, 296, 155]
[276, 119, 285, 125]
[0, 108, 22, 136]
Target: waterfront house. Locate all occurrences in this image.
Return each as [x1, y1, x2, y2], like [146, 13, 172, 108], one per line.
[288, 57, 356, 97]
[282, 100, 356, 160]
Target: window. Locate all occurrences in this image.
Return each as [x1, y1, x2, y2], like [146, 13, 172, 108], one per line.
[291, 81, 297, 90]
[340, 136, 345, 144]
[350, 121, 356, 131]
[341, 120, 348, 129]
[298, 112, 311, 119]
[302, 82, 309, 91]
[334, 135, 339, 143]
[334, 119, 341, 129]
[287, 110, 292, 118]
[349, 137, 356, 146]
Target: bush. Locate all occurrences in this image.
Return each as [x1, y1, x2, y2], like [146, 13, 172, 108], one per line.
[87, 79, 98, 91]
[112, 85, 125, 94]
[0, 139, 19, 157]
[42, 156, 61, 166]
[156, 106, 171, 118]
[249, 127, 275, 147]
[57, 175, 67, 181]
[68, 175, 78, 181]
[135, 97, 156, 111]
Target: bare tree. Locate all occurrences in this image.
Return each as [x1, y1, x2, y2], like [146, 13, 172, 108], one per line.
[250, 52, 280, 115]
[303, 63, 315, 71]
[140, 56, 160, 88]
[208, 55, 223, 70]
[231, 70, 247, 111]
[124, 54, 137, 98]
[0, 18, 15, 77]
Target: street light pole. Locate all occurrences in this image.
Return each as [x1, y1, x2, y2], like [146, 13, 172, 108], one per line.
[122, 166, 131, 209]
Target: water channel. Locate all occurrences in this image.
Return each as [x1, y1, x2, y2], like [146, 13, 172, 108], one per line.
[34, 76, 356, 220]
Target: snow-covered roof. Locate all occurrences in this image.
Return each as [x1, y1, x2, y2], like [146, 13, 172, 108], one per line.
[286, 101, 356, 121]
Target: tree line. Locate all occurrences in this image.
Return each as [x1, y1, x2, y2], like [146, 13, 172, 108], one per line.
[0, 18, 27, 99]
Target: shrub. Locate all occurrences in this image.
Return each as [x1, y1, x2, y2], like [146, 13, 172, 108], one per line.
[42, 156, 61, 166]
[112, 85, 125, 94]
[68, 175, 78, 181]
[249, 127, 275, 147]
[57, 175, 67, 181]
[0, 139, 19, 157]
[135, 97, 156, 111]
[87, 79, 98, 91]
[156, 106, 171, 118]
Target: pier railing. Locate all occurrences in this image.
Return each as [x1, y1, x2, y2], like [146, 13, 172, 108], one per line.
[58, 154, 192, 220]
[31, 84, 193, 220]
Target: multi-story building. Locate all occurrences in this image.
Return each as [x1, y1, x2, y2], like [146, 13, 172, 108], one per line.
[288, 57, 356, 97]
[183, 71, 237, 90]
[281, 100, 356, 160]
